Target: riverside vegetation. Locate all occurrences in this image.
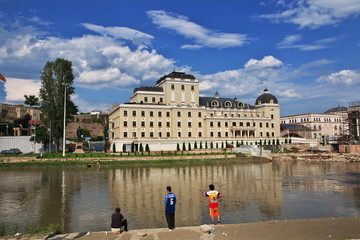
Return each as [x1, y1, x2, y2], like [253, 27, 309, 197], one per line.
[0, 222, 61, 237]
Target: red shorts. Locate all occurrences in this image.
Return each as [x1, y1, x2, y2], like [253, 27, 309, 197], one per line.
[209, 207, 220, 218]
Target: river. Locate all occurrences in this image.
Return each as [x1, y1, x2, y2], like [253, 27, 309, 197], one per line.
[0, 160, 359, 233]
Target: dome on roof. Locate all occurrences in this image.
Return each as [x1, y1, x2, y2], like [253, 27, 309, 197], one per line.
[324, 106, 347, 114]
[255, 89, 278, 105]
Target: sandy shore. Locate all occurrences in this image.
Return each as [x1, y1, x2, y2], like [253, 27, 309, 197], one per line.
[36, 217, 359, 240]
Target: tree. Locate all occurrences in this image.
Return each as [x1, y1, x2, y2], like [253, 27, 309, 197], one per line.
[145, 144, 150, 153]
[30, 126, 49, 151]
[82, 128, 91, 138]
[182, 142, 186, 151]
[177, 143, 180, 151]
[194, 142, 198, 149]
[24, 95, 40, 107]
[188, 142, 191, 151]
[199, 141, 203, 149]
[113, 144, 116, 153]
[140, 143, 143, 152]
[39, 58, 78, 152]
[122, 144, 126, 153]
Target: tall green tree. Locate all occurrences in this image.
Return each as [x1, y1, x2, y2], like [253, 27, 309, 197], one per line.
[39, 58, 78, 152]
[24, 95, 40, 107]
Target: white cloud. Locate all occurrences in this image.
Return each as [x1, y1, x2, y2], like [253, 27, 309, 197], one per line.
[82, 23, 154, 46]
[277, 34, 339, 51]
[147, 10, 249, 49]
[317, 69, 360, 85]
[27, 16, 53, 26]
[258, 0, 360, 29]
[244, 56, 283, 69]
[4, 78, 41, 101]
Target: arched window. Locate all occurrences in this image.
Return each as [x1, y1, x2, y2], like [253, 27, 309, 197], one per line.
[224, 101, 232, 108]
[211, 100, 219, 108]
[237, 101, 244, 108]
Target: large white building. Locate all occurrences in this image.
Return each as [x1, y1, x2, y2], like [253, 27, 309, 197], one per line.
[109, 72, 281, 151]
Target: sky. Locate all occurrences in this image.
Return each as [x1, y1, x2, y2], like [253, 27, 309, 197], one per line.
[0, 0, 360, 116]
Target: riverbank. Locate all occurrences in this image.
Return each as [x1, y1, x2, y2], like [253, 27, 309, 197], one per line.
[2, 217, 360, 240]
[272, 152, 360, 162]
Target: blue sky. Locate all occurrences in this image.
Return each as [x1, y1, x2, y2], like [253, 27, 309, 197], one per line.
[0, 0, 359, 116]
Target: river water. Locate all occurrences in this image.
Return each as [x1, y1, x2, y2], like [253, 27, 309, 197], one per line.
[1, 160, 360, 233]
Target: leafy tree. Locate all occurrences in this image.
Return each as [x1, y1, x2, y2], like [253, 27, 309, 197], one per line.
[145, 144, 150, 153]
[0, 121, 14, 136]
[210, 142, 213, 149]
[199, 141, 202, 149]
[188, 142, 191, 151]
[216, 142, 219, 148]
[221, 142, 224, 148]
[30, 126, 49, 148]
[177, 143, 180, 151]
[205, 141, 208, 149]
[139, 143, 143, 152]
[122, 144, 126, 152]
[39, 58, 78, 152]
[182, 142, 186, 151]
[24, 95, 40, 107]
[131, 142, 135, 152]
[194, 142, 198, 149]
[82, 128, 91, 138]
[259, 140, 262, 146]
[113, 144, 116, 153]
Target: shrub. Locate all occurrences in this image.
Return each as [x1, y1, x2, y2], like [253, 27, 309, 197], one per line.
[188, 142, 191, 151]
[122, 144, 126, 153]
[112, 144, 116, 153]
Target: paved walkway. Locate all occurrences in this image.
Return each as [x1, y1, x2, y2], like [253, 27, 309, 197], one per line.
[2, 217, 360, 240]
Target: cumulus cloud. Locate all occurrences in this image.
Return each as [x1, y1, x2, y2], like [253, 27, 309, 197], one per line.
[277, 34, 339, 51]
[258, 0, 360, 29]
[4, 78, 41, 101]
[82, 23, 154, 46]
[147, 10, 249, 49]
[244, 56, 283, 69]
[317, 69, 360, 85]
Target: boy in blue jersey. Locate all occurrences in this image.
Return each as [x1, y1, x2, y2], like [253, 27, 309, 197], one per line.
[164, 186, 176, 231]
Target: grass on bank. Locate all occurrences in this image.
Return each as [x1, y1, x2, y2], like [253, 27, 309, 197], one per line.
[0, 222, 61, 237]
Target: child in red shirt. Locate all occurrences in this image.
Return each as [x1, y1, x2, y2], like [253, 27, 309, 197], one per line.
[200, 184, 223, 225]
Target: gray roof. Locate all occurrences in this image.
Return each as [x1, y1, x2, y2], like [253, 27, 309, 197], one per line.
[281, 124, 312, 131]
[255, 89, 278, 105]
[199, 96, 254, 109]
[324, 106, 347, 114]
[156, 71, 196, 84]
[133, 86, 163, 93]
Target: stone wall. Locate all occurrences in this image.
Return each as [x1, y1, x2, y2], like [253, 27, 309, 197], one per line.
[339, 145, 360, 153]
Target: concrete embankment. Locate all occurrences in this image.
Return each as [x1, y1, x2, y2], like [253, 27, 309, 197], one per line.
[272, 153, 360, 162]
[3, 217, 360, 240]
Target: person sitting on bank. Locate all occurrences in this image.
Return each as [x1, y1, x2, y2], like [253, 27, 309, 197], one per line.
[111, 207, 128, 233]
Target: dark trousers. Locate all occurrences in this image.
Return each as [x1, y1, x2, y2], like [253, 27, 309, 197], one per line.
[120, 219, 128, 231]
[165, 212, 175, 229]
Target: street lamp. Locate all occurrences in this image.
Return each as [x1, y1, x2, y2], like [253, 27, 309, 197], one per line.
[62, 83, 67, 157]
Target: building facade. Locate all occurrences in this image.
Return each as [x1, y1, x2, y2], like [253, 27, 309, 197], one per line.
[109, 72, 281, 151]
[280, 107, 348, 142]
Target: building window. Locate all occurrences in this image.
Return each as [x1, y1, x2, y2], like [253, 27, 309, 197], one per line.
[210, 122, 214, 127]
[141, 132, 145, 137]
[150, 122, 153, 127]
[166, 111, 170, 117]
[178, 132, 181, 137]
[199, 132, 202, 137]
[225, 122, 228, 127]
[141, 111, 145, 117]
[158, 111, 162, 117]
[240, 122, 243, 127]
[266, 132, 270, 137]
[198, 122, 202, 127]
[266, 123, 269, 128]
[198, 112, 201, 117]
[272, 132, 274, 137]
[152, 97, 155, 103]
[144, 97, 148, 102]
[167, 132, 170, 137]
[150, 132, 153, 138]
[188, 132, 191, 137]
[271, 123, 274, 128]
[218, 122, 221, 127]
[211, 132, 213, 137]
[133, 121, 136, 127]
[271, 114, 274, 119]
[150, 111, 153, 117]
[124, 132, 127, 137]
[160, 98, 163, 103]
[246, 122, 250, 127]
[260, 122, 263, 128]
[159, 132, 162, 137]
[167, 122, 170, 127]
[158, 122, 162, 127]
[124, 110, 127, 117]
[260, 132, 263, 137]
[232, 122, 236, 127]
[181, 85, 184, 90]
[133, 111, 136, 117]
[188, 122, 191, 127]
[191, 86, 194, 91]
[177, 111, 181, 117]
[124, 121, 127, 127]
[225, 132, 228, 137]
[171, 84, 175, 90]
[188, 112, 191, 117]
[141, 121, 145, 127]
[178, 122, 181, 127]
[253, 122, 256, 127]
[133, 132, 136, 138]
[218, 132, 221, 137]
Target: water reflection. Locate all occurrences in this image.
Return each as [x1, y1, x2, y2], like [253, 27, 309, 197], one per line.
[0, 161, 359, 232]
